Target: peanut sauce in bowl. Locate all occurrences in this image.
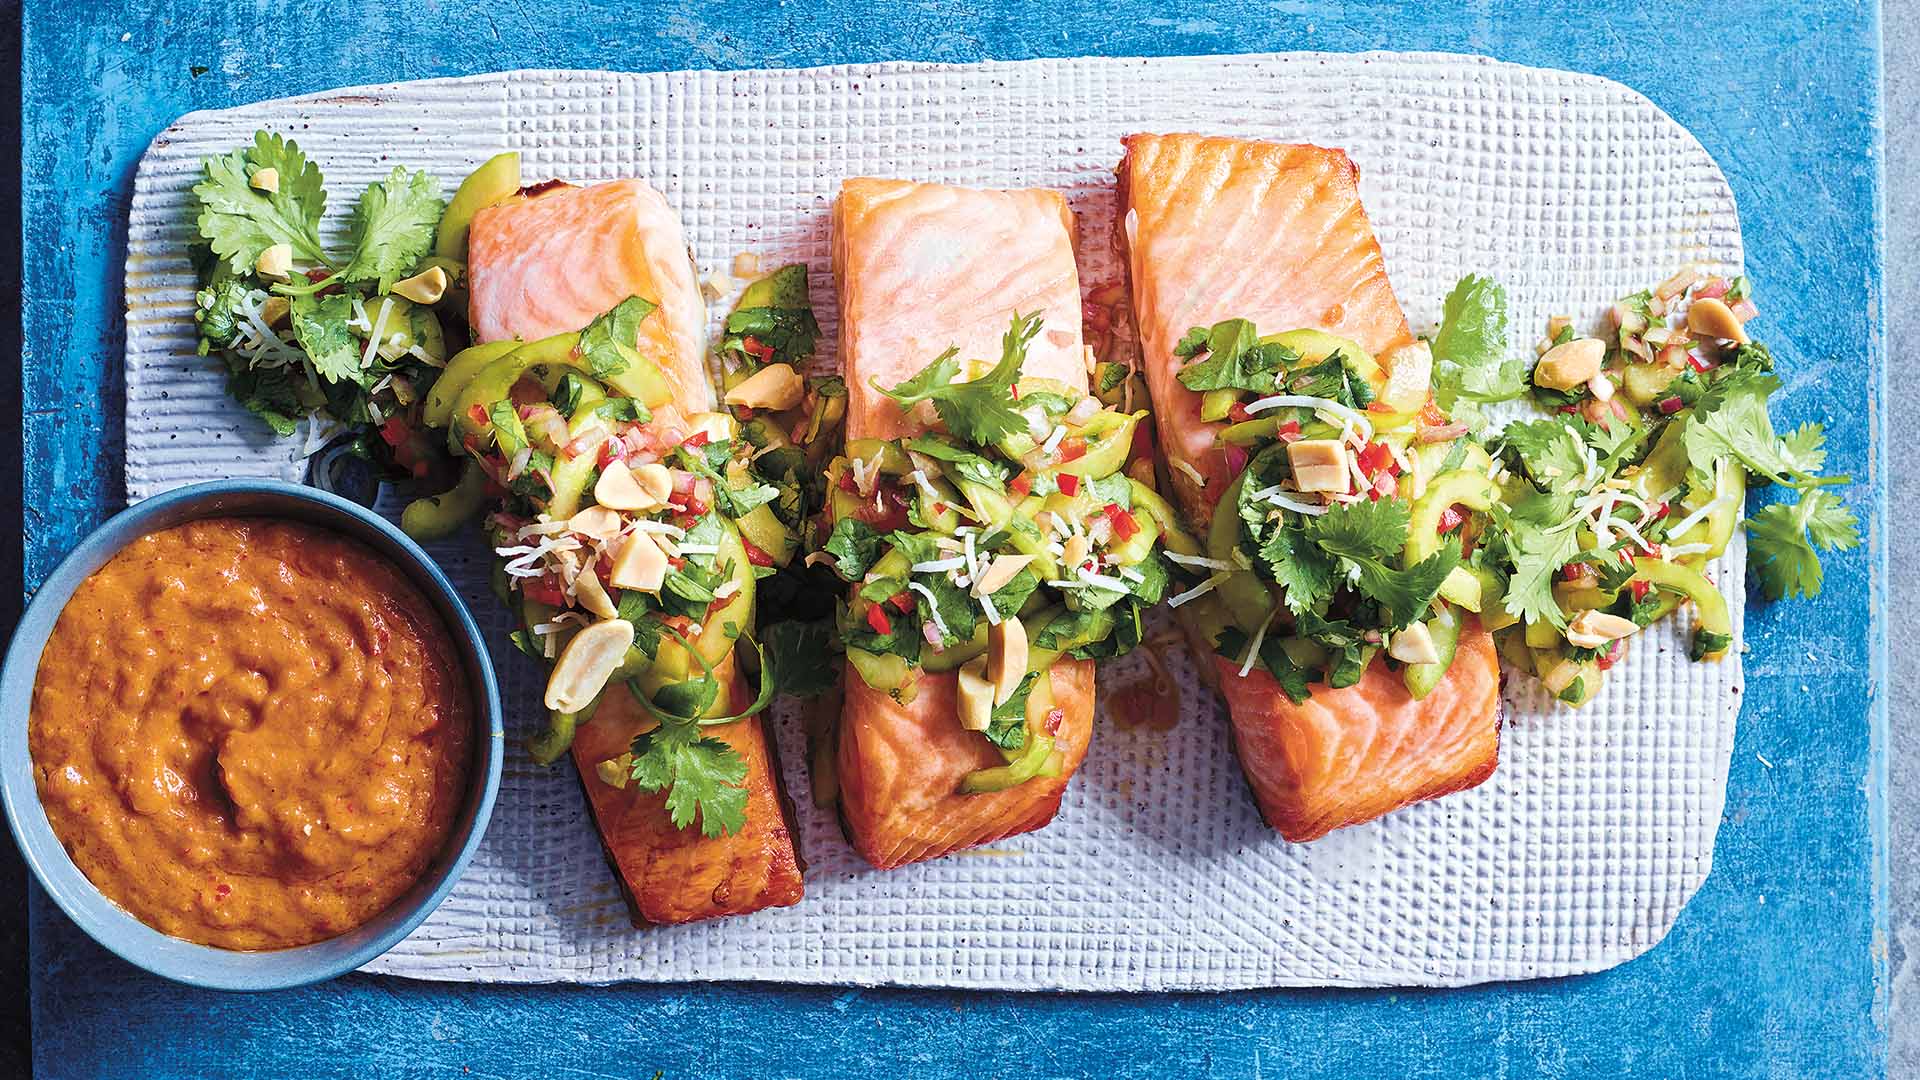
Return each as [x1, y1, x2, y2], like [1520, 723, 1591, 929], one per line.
[2, 481, 501, 988]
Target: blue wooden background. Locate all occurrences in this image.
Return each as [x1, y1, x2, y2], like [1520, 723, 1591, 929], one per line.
[21, 2, 1887, 1076]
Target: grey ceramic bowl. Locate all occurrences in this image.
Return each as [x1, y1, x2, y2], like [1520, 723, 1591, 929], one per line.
[1, 480, 503, 991]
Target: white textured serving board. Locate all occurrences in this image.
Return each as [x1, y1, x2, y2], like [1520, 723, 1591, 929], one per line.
[123, 53, 1744, 990]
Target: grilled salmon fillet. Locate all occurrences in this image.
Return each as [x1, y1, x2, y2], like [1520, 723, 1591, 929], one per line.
[1120, 133, 1500, 841]
[832, 177, 1094, 868]
[570, 663, 804, 926]
[468, 178, 711, 407]
[469, 177, 803, 921]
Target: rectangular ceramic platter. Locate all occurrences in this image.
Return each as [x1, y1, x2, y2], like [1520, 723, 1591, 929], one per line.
[123, 52, 1743, 990]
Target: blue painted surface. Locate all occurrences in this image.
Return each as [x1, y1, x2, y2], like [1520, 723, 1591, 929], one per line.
[22, 2, 1886, 1076]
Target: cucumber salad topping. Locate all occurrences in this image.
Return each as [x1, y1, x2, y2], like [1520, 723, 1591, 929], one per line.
[821, 314, 1200, 792]
[1187, 270, 1858, 707]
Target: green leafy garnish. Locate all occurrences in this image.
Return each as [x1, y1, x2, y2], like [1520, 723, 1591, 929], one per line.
[762, 620, 838, 698]
[1174, 319, 1296, 394]
[578, 295, 659, 381]
[1745, 488, 1861, 599]
[823, 518, 883, 580]
[1430, 274, 1524, 411]
[982, 672, 1041, 751]
[1215, 626, 1312, 704]
[193, 131, 329, 272]
[722, 307, 820, 367]
[288, 293, 362, 383]
[339, 166, 444, 291]
[877, 312, 1041, 445]
[628, 720, 749, 838]
[1288, 351, 1375, 409]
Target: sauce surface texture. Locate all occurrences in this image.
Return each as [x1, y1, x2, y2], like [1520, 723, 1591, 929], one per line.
[30, 518, 473, 950]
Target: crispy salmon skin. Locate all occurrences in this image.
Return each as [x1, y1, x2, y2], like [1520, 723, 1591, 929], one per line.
[1120, 133, 1500, 840]
[831, 177, 1093, 868]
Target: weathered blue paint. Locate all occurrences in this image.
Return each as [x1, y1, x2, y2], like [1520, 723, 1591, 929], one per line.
[23, 2, 1886, 1076]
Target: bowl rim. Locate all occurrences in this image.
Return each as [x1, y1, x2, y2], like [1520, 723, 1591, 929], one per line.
[2, 479, 504, 991]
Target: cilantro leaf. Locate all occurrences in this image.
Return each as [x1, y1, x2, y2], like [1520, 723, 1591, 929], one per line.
[1745, 489, 1861, 600]
[340, 167, 444, 291]
[877, 312, 1041, 445]
[1500, 518, 1583, 629]
[1780, 422, 1828, 475]
[1174, 320, 1296, 394]
[222, 358, 307, 436]
[1287, 351, 1375, 409]
[1351, 538, 1461, 630]
[579, 295, 660, 381]
[1430, 274, 1524, 408]
[672, 440, 779, 520]
[192, 263, 249, 351]
[288, 292, 363, 384]
[1500, 419, 1589, 490]
[904, 436, 1009, 487]
[1304, 499, 1409, 563]
[1680, 370, 1812, 487]
[627, 719, 749, 838]
[822, 518, 883, 580]
[722, 306, 820, 367]
[916, 571, 978, 649]
[193, 130, 329, 272]
[1256, 524, 1339, 614]
[982, 672, 1040, 750]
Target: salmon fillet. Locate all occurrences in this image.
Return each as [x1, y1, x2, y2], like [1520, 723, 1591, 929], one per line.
[836, 178, 1088, 438]
[468, 179, 712, 407]
[832, 177, 1093, 868]
[1119, 134, 1415, 525]
[469, 178, 804, 921]
[1120, 133, 1500, 840]
[1211, 619, 1501, 842]
[570, 661, 804, 925]
[838, 663, 1096, 869]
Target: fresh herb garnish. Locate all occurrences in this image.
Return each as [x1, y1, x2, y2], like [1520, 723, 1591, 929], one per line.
[877, 312, 1042, 445]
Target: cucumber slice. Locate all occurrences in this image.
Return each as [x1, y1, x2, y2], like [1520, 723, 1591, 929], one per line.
[436, 151, 521, 260]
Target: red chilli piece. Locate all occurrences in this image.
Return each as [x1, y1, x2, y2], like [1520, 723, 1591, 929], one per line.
[887, 592, 914, 614]
[681, 429, 711, 450]
[741, 535, 776, 568]
[1060, 437, 1088, 463]
[1597, 638, 1626, 671]
[1437, 505, 1466, 534]
[1010, 473, 1032, 498]
[378, 416, 410, 447]
[1106, 504, 1140, 541]
[1656, 395, 1685, 415]
[1355, 442, 1393, 478]
[865, 604, 893, 635]
[742, 336, 776, 363]
[1630, 578, 1653, 601]
[1056, 473, 1080, 496]
[1227, 401, 1254, 425]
